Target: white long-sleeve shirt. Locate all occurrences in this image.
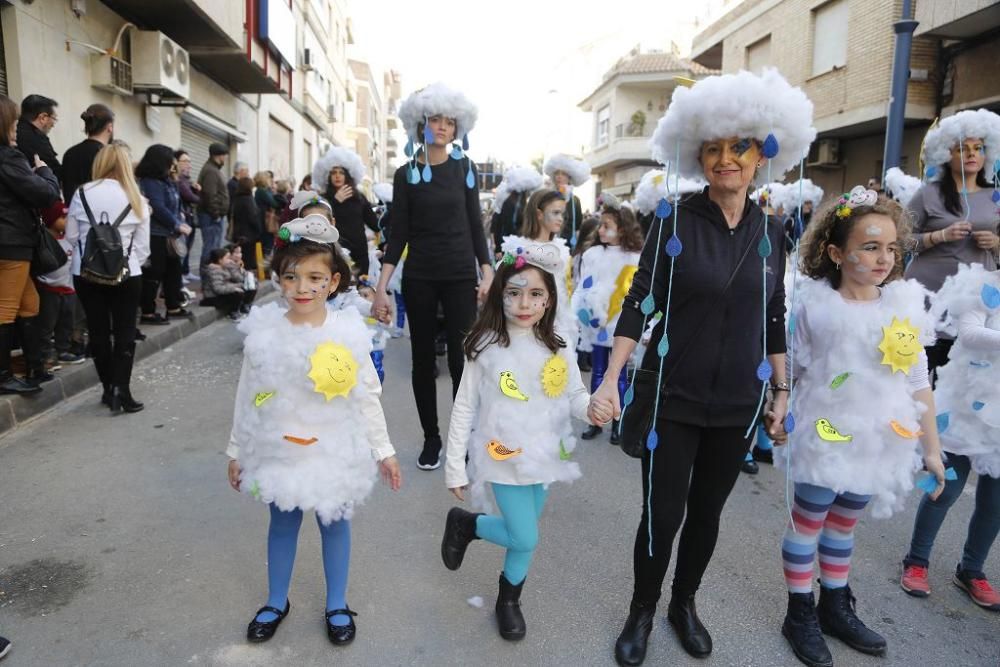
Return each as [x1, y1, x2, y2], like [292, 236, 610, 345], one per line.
[66, 179, 151, 277]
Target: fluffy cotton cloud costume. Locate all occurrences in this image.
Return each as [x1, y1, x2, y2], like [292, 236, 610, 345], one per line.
[492, 166, 543, 214]
[500, 236, 574, 338]
[543, 154, 590, 187]
[445, 245, 590, 510]
[633, 169, 705, 215]
[883, 168, 922, 207]
[651, 68, 816, 179]
[779, 277, 935, 517]
[770, 178, 825, 214]
[312, 146, 366, 191]
[931, 263, 1000, 477]
[921, 109, 1000, 182]
[372, 182, 393, 205]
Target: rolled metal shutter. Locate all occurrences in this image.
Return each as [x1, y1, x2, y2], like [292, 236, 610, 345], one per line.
[181, 118, 228, 176]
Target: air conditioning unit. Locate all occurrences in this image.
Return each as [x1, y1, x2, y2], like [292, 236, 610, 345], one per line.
[131, 30, 190, 100]
[327, 103, 338, 121]
[90, 54, 133, 96]
[808, 138, 841, 166]
[302, 48, 314, 71]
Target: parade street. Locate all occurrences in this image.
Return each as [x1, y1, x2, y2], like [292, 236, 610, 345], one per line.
[0, 311, 996, 667]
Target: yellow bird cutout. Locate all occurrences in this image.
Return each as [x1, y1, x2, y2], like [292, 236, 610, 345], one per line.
[815, 418, 853, 442]
[541, 355, 569, 398]
[878, 316, 922, 374]
[254, 391, 274, 407]
[307, 341, 358, 400]
[487, 440, 523, 461]
[607, 265, 639, 322]
[889, 420, 923, 439]
[499, 371, 529, 401]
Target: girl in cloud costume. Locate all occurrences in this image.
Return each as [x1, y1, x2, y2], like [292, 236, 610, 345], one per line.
[227, 215, 401, 647]
[775, 188, 946, 667]
[900, 262, 1000, 610]
[439, 244, 605, 642]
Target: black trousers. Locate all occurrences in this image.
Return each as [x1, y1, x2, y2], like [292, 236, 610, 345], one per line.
[633, 419, 751, 604]
[202, 290, 255, 315]
[141, 235, 183, 314]
[36, 288, 76, 359]
[75, 275, 141, 388]
[402, 277, 477, 439]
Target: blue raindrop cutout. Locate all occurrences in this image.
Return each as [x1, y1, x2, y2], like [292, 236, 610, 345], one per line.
[450, 144, 463, 160]
[970, 360, 992, 368]
[645, 430, 659, 451]
[665, 235, 683, 257]
[569, 234, 577, 250]
[422, 163, 432, 183]
[936, 412, 950, 434]
[655, 198, 672, 218]
[946, 467, 958, 481]
[577, 309, 591, 326]
[462, 134, 470, 151]
[788, 313, 797, 334]
[423, 124, 434, 144]
[785, 412, 796, 434]
[925, 165, 937, 179]
[466, 166, 475, 189]
[657, 334, 669, 357]
[761, 133, 779, 159]
[597, 328, 609, 343]
[407, 164, 420, 184]
[758, 233, 772, 258]
[973, 401, 986, 411]
[640, 293, 655, 315]
[582, 276, 594, 289]
[992, 190, 1000, 204]
[404, 138, 414, 158]
[589, 318, 600, 328]
[756, 358, 773, 382]
[981, 283, 1000, 309]
[623, 384, 635, 407]
[995, 159, 1000, 173]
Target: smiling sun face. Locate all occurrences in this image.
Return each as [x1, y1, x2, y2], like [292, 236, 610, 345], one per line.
[307, 341, 358, 400]
[541, 354, 569, 398]
[878, 316, 922, 374]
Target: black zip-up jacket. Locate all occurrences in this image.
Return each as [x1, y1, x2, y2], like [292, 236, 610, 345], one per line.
[616, 188, 786, 427]
[0, 145, 60, 261]
[16, 119, 61, 181]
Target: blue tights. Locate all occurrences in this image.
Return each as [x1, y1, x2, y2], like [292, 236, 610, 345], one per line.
[475, 483, 549, 585]
[256, 504, 353, 626]
[590, 345, 627, 402]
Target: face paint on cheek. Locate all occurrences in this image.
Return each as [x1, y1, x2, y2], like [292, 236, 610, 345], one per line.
[846, 252, 871, 272]
[603, 228, 618, 240]
[733, 138, 753, 156]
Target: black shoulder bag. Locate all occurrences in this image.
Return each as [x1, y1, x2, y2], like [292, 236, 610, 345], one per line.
[619, 219, 763, 458]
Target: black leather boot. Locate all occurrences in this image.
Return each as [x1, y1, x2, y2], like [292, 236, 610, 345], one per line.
[441, 507, 481, 570]
[110, 342, 143, 413]
[782, 592, 833, 667]
[0, 324, 41, 395]
[110, 386, 144, 413]
[16, 317, 51, 385]
[495, 574, 526, 641]
[667, 594, 712, 658]
[614, 599, 657, 666]
[817, 584, 886, 655]
[609, 419, 622, 445]
[581, 424, 602, 440]
[91, 346, 113, 406]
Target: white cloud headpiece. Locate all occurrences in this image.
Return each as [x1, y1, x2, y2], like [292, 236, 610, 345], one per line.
[312, 147, 366, 191]
[278, 213, 340, 245]
[497, 239, 564, 276]
[543, 154, 591, 187]
[921, 109, 1000, 183]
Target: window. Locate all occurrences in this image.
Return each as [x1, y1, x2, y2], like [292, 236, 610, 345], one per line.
[811, 0, 848, 76]
[596, 105, 610, 147]
[745, 35, 771, 74]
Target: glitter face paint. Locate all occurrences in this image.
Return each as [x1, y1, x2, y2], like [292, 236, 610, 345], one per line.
[502, 269, 550, 328]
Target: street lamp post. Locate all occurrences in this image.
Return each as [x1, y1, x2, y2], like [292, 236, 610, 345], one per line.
[882, 0, 919, 177]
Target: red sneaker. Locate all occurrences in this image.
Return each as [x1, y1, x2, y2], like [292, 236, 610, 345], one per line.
[900, 563, 930, 597]
[953, 570, 1000, 611]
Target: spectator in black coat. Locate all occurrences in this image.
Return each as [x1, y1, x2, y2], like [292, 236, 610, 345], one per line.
[231, 176, 261, 271]
[61, 103, 114, 202]
[16, 95, 61, 181]
[0, 94, 61, 394]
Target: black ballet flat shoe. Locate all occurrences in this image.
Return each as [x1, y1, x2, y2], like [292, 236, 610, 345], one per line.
[667, 595, 712, 658]
[741, 458, 760, 475]
[581, 424, 602, 440]
[615, 600, 657, 666]
[325, 607, 358, 645]
[246, 600, 290, 643]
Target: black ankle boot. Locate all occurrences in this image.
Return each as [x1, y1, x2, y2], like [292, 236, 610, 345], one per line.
[614, 599, 656, 666]
[667, 594, 712, 658]
[609, 419, 622, 445]
[495, 574, 526, 641]
[782, 592, 832, 667]
[581, 424, 602, 440]
[101, 384, 112, 407]
[816, 584, 886, 655]
[110, 386, 144, 414]
[441, 507, 482, 570]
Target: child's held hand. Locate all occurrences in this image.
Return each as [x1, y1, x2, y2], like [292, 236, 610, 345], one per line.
[450, 485, 468, 502]
[923, 456, 947, 501]
[379, 455, 402, 491]
[227, 459, 241, 492]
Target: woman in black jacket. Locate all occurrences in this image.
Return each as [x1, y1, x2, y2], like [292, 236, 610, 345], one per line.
[0, 94, 60, 394]
[231, 176, 260, 271]
[314, 147, 378, 277]
[589, 70, 815, 665]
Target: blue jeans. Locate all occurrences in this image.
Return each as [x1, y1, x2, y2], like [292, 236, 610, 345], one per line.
[905, 453, 1000, 573]
[590, 344, 628, 403]
[198, 212, 225, 267]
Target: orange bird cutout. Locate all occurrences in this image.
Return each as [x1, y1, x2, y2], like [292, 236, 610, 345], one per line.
[283, 435, 319, 446]
[889, 420, 923, 439]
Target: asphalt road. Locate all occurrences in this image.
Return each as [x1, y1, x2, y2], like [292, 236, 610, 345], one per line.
[0, 314, 997, 666]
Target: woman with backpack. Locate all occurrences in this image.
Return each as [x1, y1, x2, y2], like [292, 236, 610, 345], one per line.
[66, 142, 150, 413]
[0, 93, 61, 395]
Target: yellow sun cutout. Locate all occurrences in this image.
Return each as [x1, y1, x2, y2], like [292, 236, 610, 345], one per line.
[307, 341, 358, 400]
[878, 316, 922, 374]
[608, 265, 639, 322]
[541, 354, 569, 398]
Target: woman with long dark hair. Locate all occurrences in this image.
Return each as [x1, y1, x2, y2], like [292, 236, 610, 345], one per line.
[313, 147, 378, 277]
[372, 83, 493, 470]
[136, 144, 191, 324]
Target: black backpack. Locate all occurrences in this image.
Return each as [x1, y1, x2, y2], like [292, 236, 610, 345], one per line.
[78, 187, 133, 285]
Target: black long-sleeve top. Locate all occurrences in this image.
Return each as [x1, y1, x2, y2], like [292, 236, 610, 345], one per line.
[329, 191, 379, 277]
[616, 189, 786, 428]
[489, 192, 526, 252]
[61, 138, 103, 203]
[384, 158, 491, 281]
[558, 193, 584, 242]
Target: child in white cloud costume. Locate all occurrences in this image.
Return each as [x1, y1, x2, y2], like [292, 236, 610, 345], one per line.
[227, 216, 401, 647]
[439, 243, 604, 642]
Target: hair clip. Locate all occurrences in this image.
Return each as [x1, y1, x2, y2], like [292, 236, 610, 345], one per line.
[836, 185, 879, 219]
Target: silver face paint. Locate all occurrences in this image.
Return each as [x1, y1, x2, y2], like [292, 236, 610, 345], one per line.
[508, 275, 528, 288]
[865, 226, 883, 236]
[846, 252, 871, 272]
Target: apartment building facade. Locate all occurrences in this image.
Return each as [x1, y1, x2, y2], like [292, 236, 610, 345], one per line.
[690, 0, 943, 194]
[0, 0, 381, 188]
